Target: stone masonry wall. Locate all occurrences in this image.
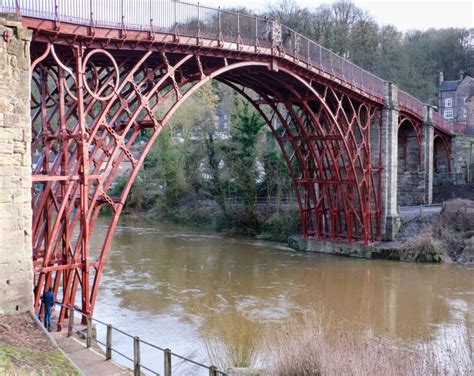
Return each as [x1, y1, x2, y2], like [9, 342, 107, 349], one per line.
[433, 135, 474, 202]
[0, 15, 33, 314]
[397, 126, 425, 206]
[450, 135, 474, 184]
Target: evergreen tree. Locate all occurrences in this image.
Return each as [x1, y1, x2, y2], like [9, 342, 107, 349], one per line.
[228, 99, 265, 231]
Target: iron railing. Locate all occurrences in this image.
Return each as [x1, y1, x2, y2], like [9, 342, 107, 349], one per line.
[432, 111, 452, 133]
[398, 90, 424, 117]
[1, 1, 385, 97]
[0, 0, 447, 131]
[52, 303, 226, 376]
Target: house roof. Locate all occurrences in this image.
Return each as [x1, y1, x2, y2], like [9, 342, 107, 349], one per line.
[439, 79, 462, 92]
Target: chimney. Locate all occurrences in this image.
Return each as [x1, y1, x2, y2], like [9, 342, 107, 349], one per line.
[439, 72, 444, 86]
[459, 70, 465, 80]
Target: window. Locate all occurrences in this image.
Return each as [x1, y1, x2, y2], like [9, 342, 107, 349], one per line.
[464, 97, 468, 104]
[444, 98, 453, 107]
[444, 109, 454, 119]
[463, 108, 468, 118]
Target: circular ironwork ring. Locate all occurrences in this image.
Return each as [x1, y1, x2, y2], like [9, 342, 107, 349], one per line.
[82, 49, 120, 101]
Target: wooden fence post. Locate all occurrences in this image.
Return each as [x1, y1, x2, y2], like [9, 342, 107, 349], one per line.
[67, 307, 74, 337]
[86, 316, 92, 348]
[133, 336, 141, 376]
[164, 348, 172, 376]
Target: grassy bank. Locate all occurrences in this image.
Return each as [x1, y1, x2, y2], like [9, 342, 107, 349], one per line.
[0, 313, 79, 375]
[264, 310, 472, 375]
[0, 342, 78, 375]
[202, 309, 473, 375]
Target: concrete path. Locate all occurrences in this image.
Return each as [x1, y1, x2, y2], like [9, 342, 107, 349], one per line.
[399, 204, 442, 218]
[51, 331, 132, 376]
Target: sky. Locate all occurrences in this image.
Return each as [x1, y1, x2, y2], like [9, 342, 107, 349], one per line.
[196, 0, 474, 31]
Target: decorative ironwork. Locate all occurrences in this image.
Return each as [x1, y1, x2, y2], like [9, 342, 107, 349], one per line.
[0, 0, 451, 324]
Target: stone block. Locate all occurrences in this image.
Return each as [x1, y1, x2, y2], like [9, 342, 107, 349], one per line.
[0, 17, 33, 314]
[288, 237, 374, 259]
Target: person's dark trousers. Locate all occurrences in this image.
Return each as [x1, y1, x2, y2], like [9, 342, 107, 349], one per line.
[44, 306, 52, 330]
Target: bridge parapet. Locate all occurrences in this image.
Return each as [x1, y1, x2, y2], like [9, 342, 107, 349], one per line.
[1, 0, 387, 102]
[1, 0, 453, 134]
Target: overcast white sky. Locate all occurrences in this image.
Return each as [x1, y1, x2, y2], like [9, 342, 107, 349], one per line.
[196, 0, 474, 31]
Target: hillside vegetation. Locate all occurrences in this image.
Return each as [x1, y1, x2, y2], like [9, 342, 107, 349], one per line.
[114, 1, 472, 239]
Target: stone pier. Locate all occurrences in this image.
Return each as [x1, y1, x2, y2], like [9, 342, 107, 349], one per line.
[0, 15, 33, 314]
[380, 82, 400, 241]
[423, 106, 435, 205]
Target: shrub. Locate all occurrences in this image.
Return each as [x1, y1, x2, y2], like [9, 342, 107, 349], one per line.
[398, 230, 444, 262]
[436, 199, 474, 233]
[263, 309, 472, 375]
[203, 312, 261, 371]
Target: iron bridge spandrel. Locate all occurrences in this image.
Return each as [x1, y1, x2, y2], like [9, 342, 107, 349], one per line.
[0, 0, 452, 323]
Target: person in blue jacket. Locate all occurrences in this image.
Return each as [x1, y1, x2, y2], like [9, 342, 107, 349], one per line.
[42, 287, 54, 331]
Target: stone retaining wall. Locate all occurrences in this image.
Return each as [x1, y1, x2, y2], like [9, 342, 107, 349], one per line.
[0, 15, 33, 314]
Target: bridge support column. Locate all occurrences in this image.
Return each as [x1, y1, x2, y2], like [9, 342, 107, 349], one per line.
[381, 82, 400, 240]
[0, 15, 33, 313]
[423, 106, 435, 205]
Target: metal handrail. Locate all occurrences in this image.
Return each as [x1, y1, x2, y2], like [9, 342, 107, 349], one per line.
[51, 302, 226, 376]
[1, 2, 380, 97]
[0, 0, 446, 130]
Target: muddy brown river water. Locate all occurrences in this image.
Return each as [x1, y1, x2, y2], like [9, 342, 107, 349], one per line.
[90, 216, 473, 375]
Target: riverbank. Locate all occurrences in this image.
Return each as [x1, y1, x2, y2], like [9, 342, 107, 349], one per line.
[128, 199, 301, 242]
[290, 199, 474, 265]
[127, 198, 474, 265]
[204, 308, 473, 375]
[0, 313, 79, 374]
[393, 199, 474, 264]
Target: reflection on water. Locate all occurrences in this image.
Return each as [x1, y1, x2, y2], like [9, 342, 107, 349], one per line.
[90, 216, 474, 374]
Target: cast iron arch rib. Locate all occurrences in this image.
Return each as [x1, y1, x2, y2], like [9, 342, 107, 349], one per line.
[30, 40, 384, 322]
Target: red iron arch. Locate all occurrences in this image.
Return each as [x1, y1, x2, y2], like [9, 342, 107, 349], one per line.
[30, 40, 383, 323]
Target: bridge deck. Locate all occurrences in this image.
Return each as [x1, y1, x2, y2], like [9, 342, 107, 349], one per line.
[1, 0, 450, 133]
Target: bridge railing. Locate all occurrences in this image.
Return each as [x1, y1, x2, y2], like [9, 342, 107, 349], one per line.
[398, 90, 424, 117]
[432, 111, 451, 133]
[2, 0, 385, 100]
[49, 302, 226, 376]
[0, 0, 450, 131]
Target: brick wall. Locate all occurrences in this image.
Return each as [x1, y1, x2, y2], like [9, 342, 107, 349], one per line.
[0, 15, 33, 314]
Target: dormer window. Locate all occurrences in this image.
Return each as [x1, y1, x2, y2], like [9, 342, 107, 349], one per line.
[444, 98, 452, 108]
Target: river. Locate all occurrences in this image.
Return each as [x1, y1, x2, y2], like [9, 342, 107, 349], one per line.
[90, 216, 473, 375]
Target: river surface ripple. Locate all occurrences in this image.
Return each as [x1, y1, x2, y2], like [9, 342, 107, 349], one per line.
[90, 216, 474, 375]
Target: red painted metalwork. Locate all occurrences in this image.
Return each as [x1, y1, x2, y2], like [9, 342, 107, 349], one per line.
[0, 0, 451, 324]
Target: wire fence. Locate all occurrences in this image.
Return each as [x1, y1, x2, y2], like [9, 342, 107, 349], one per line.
[50, 302, 227, 376]
[226, 196, 298, 207]
[0, 0, 448, 131]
